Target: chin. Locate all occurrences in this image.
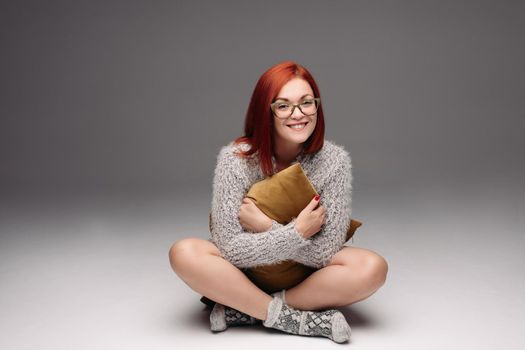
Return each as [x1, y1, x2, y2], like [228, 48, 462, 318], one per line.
[285, 134, 311, 145]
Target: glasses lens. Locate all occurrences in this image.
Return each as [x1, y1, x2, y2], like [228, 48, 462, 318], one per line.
[299, 99, 318, 115]
[274, 102, 291, 118]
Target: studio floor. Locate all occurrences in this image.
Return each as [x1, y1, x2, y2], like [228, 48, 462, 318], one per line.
[1, 184, 524, 350]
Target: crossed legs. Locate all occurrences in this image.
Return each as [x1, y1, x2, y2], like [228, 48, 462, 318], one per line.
[169, 238, 388, 320]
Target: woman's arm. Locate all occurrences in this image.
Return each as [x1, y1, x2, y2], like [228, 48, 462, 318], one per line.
[238, 197, 273, 233]
[210, 145, 311, 269]
[291, 150, 353, 269]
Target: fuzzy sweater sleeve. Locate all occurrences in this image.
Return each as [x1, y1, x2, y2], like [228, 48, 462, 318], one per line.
[210, 145, 311, 269]
[274, 150, 353, 269]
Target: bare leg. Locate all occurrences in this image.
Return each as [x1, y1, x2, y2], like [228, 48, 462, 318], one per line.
[169, 237, 272, 320]
[285, 246, 388, 311]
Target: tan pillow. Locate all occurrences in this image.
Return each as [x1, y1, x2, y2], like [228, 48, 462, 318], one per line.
[245, 162, 362, 241]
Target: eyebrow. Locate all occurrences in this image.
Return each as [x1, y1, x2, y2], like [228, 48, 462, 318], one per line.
[274, 94, 313, 101]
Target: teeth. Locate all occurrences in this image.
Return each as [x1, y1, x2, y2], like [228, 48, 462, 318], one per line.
[289, 123, 306, 130]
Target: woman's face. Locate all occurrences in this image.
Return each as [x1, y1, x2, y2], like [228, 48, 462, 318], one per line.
[272, 77, 317, 147]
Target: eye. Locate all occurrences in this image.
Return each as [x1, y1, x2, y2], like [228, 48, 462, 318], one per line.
[301, 99, 314, 106]
[277, 103, 290, 110]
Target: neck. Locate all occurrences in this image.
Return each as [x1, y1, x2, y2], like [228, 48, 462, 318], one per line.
[273, 140, 303, 165]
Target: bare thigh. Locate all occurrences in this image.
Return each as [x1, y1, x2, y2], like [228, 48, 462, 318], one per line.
[273, 246, 389, 310]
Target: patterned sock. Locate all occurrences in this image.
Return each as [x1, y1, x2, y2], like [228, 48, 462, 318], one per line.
[263, 290, 351, 343]
[210, 303, 259, 332]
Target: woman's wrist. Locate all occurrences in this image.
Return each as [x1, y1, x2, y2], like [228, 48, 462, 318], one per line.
[293, 220, 305, 239]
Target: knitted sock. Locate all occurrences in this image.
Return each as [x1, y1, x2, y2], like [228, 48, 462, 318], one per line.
[210, 303, 259, 332]
[263, 290, 351, 343]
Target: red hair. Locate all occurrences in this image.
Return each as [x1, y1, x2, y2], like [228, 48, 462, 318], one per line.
[233, 60, 325, 177]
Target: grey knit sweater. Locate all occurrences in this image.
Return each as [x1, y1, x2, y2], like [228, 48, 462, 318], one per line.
[209, 139, 353, 270]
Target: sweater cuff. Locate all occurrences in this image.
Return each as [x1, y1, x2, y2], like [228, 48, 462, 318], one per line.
[287, 218, 311, 249]
[270, 219, 284, 230]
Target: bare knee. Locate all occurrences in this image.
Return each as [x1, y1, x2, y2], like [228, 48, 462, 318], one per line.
[363, 252, 388, 289]
[169, 238, 214, 276]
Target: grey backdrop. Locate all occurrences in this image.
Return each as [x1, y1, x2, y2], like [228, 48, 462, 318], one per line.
[1, 1, 524, 349]
[3, 0, 523, 195]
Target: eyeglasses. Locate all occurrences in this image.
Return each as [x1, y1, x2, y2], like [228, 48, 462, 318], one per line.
[270, 97, 321, 119]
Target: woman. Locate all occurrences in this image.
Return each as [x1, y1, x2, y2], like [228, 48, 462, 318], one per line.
[169, 61, 388, 343]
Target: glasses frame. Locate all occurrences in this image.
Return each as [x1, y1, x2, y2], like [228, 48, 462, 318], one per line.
[270, 97, 321, 119]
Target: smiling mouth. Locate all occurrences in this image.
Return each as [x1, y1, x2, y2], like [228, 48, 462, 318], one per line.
[287, 122, 308, 130]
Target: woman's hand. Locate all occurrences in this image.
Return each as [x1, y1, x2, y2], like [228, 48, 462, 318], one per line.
[294, 195, 326, 239]
[238, 197, 273, 233]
